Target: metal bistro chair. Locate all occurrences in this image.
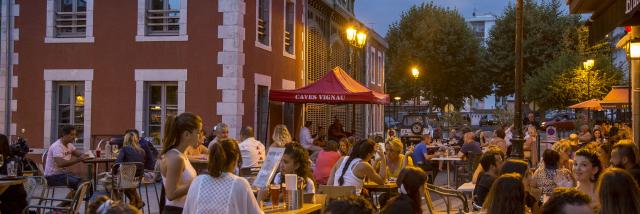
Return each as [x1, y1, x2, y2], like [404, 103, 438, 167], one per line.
[454, 151, 481, 187]
[110, 162, 143, 202]
[138, 164, 161, 214]
[40, 148, 73, 207]
[425, 183, 469, 214]
[24, 181, 92, 214]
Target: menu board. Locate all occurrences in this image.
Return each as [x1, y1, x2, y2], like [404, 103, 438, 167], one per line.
[252, 147, 285, 189]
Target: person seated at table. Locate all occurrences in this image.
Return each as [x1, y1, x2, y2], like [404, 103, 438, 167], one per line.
[329, 117, 351, 142]
[473, 149, 505, 207]
[472, 146, 505, 184]
[572, 149, 601, 209]
[0, 134, 27, 213]
[457, 132, 482, 159]
[270, 124, 293, 149]
[113, 131, 146, 209]
[300, 121, 323, 159]
[206, 123, 229, 148]
[44, 125, 91, 206]
[325, 196, 375, 214]
[125, 129, 159, 171]
[541, 188, 594, 214]
[381, 167, 427, 214]
[486, 128, 508, 153]
[238, 126, 265, 169]
[338, 137, 352, 156]
[377, 138, 413, 179]
[183, 138, 262, 214]
[412, 134, 441, 184]
[273, 143, 315, 193]
[482, 173, 529, 214]
[328, 139, 387, 196]
[159, 113, 201, 214]
[532, 150, 575, 199]
[524, 125, 540, 166]
[610, 141, 640, 184]
[597, 168, 640, 214]
[314, 140, 341, 185]
[501, 159, 543, 213]
[186, 129, 209, 156]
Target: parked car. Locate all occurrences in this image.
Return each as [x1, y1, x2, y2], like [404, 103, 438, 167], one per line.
[397, 114, 434, 145]
[541, 113, 576, 131]
[384, 116, 400, 129]
[480, 114, 498, 126]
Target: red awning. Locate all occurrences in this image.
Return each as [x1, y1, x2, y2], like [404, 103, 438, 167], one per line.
[269, 67, 390, 104]
[600, 86, 629, 109]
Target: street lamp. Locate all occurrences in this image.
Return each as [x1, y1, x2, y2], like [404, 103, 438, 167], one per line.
[411, 67, 420, 112]
[583, 59, 595, 125]
[394, 96, 401, 122]
[345, 25, 367, 135]
[411, 67, 420, 79]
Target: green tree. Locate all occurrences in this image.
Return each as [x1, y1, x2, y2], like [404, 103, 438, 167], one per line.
[523, 27, 623, 110]
[486, 0, 581, 96]
[385, 3, 491, 110]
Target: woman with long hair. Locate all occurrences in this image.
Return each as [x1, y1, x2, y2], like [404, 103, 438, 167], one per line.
[524, 125, 539, 167]
[551, 140, 574, 172]
[159, 112, 202, 214]
[182, 139, 262, 214]
[114, 131, 146, 208]
[381, 167, 427, 214]
[274, 143, 315, 193]
[270, 124, 293, 149]
[596, 143, 611, 169]
[593, 129, 606, 145]
[572, 148, 601, 209]
[338, 137, 352, 156]
[500, 159, 540, 213]
[328, 139, 387, 195]
[377, 138, 413, 179]
[597, 168, 640, 214]
[482, 173, 528, 214]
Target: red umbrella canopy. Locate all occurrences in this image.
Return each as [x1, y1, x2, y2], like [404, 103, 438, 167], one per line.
[269, 67, 390, 104]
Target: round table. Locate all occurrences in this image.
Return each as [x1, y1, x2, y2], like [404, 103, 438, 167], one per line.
[0, 177, 25, 195]
[83, 157, 116, 191]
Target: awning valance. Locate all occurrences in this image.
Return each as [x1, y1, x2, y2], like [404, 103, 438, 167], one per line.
[269, 67, 390, 104]
[600, 86, 629, 109]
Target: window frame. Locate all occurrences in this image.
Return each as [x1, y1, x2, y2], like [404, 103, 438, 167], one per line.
[45, 0, 94, 43]
[52, 82, 85, 147]
[255, 0, 272, 51]
[136, 0, 188, 42]
[282, 0, 295, 58]
[143, 82, 179, 146]
[145, 0, 180, 36]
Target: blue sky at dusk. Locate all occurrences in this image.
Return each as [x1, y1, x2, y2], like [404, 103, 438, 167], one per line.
[355, 0, 515, 36]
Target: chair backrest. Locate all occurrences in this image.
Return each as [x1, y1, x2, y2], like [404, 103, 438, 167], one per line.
[113, 162, 142, 189]
[426, 183, 469, 213]
[466, 151, 481, 173]
[71, 181, 92, 214]
[23, 176, 46, 201]
[316, 185, 356, 200]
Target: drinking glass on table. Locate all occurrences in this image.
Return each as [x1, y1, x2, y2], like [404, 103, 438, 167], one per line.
[0, 154, 4, 169]
[270, 184, 281, 209]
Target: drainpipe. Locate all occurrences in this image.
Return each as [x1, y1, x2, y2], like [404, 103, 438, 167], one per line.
[4, 0, 12, 136]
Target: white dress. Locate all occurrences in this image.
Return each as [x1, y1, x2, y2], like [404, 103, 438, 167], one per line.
[182, 173, 263, 214]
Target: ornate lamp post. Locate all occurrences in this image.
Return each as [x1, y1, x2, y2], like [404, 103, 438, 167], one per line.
[411, 67, 420, 112]
[345, 26, 367, 135]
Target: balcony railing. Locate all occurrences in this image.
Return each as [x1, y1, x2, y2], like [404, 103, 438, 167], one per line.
[146, 9, 180, 35]
[55, 11, 86, 37]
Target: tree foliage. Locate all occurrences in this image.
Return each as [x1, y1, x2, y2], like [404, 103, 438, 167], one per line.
[523, 27, 623, 110]
[385, 3, 491, 110]
[486, 0, 581, 96]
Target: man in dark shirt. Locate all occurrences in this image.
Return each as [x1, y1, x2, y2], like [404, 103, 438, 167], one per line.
[458, 132, 482, 159]
[610, 142, 640, 184]
[473, 150, 504, 207]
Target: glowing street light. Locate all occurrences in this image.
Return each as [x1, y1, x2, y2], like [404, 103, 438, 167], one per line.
[346, 27, 357, 42]
[346, 26, 367, 48]
[583, 59, 595, 70]
[394, 96, 401, 101]
[411, 67, 420, 79]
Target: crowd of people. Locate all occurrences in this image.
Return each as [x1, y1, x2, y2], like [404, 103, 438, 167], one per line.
[3, 110, 640, 214]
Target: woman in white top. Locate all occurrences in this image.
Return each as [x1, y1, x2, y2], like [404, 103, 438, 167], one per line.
[160, 113, 202, 214]
[183, 138, 263, 214]
[327, 139, 387, 195]
[273, 143, 315, 194]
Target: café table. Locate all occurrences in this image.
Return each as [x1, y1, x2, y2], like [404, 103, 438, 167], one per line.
[263, 203, 322, 214]
[364, 181, 397, 193]
[188, 155, 209, 173]
[0, 177, 25, 195]
[432, 156, 461, 188]
[84, 157, 116, 191]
